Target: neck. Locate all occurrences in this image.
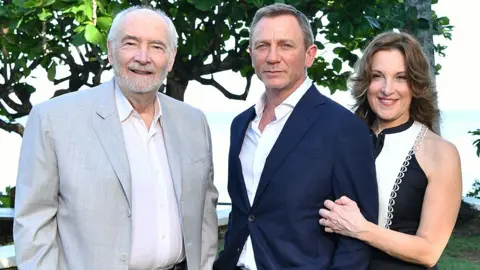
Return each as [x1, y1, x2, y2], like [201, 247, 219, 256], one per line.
[264, 75, 306, 113]
[121, 88, 157, 115]
[372, 117, 410, 134]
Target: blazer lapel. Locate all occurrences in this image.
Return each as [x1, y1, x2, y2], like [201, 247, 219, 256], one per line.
[230, 107, 256, 209]
[93, 80, 132, 209]
[158, 94, 183, 203]
[252, 86, 326, 206]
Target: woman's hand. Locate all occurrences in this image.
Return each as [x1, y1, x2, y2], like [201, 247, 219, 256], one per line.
[318, 196, 371, 239]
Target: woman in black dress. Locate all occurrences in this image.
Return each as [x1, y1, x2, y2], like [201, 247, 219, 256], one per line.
[318, 31, 462, 269]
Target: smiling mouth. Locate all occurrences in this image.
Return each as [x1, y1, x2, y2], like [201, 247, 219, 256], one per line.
[129, 69, 154, 75]
[379, 98, 398, 106]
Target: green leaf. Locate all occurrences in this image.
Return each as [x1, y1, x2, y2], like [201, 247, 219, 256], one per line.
[44, 0, 56, 6]
[314, 41, 325, 50]
[25, 0, 42, 8]
[99, 35, 107, 53]
[239, 28, 249, 38]
[84, 24, 102, 44]
[252, 0, 263, 8]
[84, 0, 93, 21]
[12, 0, 25, 8]
[38, 9, 53, 21]
[327, 12, 342, 23]
[48, 62, 57, 81]
[71, 32, 86, 46]
[332, 58, 341, 73]
[194, 0, 212, 12]
[340, 22, 352, 38]
[96, 16, 112, 31]
[74, 25, 85, 33]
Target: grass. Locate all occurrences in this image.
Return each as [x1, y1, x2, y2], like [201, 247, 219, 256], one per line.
[217, 216, 480, 269]
[438, 216, 480, 270]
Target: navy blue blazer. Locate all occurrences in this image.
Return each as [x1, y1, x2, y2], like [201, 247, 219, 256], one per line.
[214, 85, 379, 270]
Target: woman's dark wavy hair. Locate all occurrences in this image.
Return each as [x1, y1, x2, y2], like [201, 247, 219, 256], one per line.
[350, 31, 440, 134]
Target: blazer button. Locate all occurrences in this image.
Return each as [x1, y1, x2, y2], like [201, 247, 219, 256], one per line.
[120, 253, 128, 261]
[248, 215, 255, 223]
[126, 209, 132, 218]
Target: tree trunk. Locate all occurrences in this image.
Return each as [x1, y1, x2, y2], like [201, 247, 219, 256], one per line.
[404, 0, 440, 134]
[165, 79, 188, 101]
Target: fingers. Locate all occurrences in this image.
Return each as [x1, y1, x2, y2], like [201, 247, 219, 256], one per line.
[323, 199, 336, 210]
[336, 196, 357, 206]
[319, 218, 335, 233]
[318, 208, 330, 218]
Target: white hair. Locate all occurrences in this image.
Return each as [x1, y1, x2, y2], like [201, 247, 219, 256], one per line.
[107, 6, 178, 54]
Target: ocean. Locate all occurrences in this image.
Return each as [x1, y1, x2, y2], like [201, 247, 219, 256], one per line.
[205, 110, 480, 205]
[1, 110, 479, 205]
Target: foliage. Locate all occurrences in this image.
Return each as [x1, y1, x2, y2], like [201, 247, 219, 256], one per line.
[0, 186, 12, 208]
[0, 0, 453, 136]
[467, 179, 480, 199]
[470, 129, 480, 157]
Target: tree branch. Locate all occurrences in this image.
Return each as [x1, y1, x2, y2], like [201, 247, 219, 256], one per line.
[195, 73, 251, 100]
[0, 118, 24, 137]
[1, 93, 28, 115]
[53, 76, 71, 85]
[75, 46, 86, 65]
[192, 56, 241, 76]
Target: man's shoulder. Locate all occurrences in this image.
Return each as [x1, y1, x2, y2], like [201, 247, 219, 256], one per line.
[323, 98, 366, 127]
[231, 106, 255, 126]
[32, 81, 111, 116]
[158, 93, 204, 121]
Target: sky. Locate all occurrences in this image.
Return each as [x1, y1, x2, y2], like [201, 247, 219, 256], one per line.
[1, 0, 479, 199]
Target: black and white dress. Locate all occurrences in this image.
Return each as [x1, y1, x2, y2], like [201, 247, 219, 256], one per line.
[369, 119, 437, 270]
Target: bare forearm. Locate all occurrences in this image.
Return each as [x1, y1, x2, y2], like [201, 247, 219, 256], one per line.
[358, 222, 439, 267]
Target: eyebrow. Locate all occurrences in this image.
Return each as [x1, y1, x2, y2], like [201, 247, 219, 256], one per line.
[120, 36, 167, 48]
[121, 35, 139, 43]
[150, 40, 167, 48]
[372, 69, 406, 74]
[254, 38, 295, 45]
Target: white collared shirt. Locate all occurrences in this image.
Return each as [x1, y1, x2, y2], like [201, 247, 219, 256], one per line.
[237, 77, 313, 270]
[115, 84, 184, 269]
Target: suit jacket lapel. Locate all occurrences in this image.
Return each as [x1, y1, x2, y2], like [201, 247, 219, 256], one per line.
[93, 80, 132, 209]
[158, 94, 183, 203]
[231, 107, 256, 209]
[252, 86, 326, 206]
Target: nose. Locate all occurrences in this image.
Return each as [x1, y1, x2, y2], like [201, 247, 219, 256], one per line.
[133, 47, 150, 64]
[266, 46, 280, 64]
[381, 79, 394, 95]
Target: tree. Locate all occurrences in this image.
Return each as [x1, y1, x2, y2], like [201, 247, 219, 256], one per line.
[0, 0, 453, 137]
[404, 0, 452, 134]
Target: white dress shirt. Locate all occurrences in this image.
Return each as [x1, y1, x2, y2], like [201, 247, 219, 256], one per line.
[237, 78, 313, 270]
[115, 84, 184, 270]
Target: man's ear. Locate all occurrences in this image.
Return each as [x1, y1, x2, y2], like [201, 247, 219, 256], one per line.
[305, 44, 318, 68]
[107, 41, 114, 65]
[168, 48, 177, 71]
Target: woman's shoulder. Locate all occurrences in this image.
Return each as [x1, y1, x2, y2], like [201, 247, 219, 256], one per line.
[416, 128, 461, 181]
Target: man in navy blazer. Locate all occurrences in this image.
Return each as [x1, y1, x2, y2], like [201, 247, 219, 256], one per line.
[213, 3, 378, 270]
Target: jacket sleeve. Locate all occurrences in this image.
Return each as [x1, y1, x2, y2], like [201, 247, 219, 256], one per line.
[200, 112, 219, 270]
[14, 104, 60, 269]
[330, 118, 379, 270]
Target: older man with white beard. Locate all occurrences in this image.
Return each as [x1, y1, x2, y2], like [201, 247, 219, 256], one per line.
[13, 6, 218, 270]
